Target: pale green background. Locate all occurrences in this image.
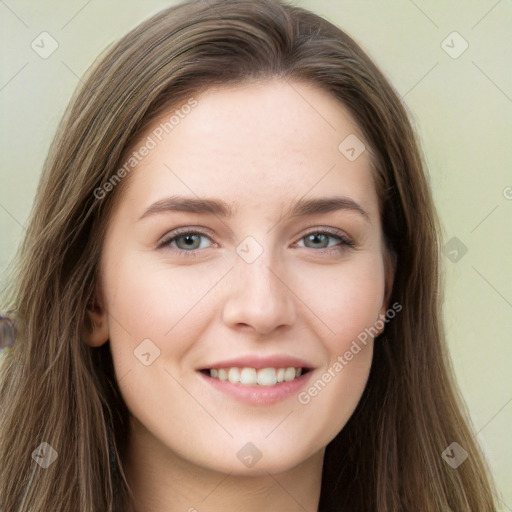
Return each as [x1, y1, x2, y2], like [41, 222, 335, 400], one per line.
[1, 0, 511, 508]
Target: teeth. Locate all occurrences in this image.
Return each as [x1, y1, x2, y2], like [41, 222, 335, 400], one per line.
[284, 367, 296, 382]
[228, 367, 240, 383]
[208, 366, 303, 386]
[240, 367, 257, 385]
[257, 368, 276, 386]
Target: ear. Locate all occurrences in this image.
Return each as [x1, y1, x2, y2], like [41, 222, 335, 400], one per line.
[83, 287, 109, 347]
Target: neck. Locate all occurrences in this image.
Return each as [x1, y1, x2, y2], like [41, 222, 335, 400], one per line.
[125, 418, 324, 512]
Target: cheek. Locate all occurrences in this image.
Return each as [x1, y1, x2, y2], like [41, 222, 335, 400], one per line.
[299, 340, 373, 445]
[292, 253, 384, 432]
[295, 251, 386, 345]
[104, 244, 385, 378]
[102, 252, 225, 370]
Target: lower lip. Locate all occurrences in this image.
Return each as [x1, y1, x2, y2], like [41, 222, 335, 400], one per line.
[198, 371, 313, 405]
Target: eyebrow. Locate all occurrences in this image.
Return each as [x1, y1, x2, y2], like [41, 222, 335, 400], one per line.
[138, 195, 370, 221]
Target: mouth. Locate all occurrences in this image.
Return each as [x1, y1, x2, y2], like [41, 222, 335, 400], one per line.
[200, 366, 311, 386]
[196, 356, 314, 405]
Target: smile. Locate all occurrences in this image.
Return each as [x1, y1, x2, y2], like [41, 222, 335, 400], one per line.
[205, 366, 304, 386]
[197, 355, 314, 404]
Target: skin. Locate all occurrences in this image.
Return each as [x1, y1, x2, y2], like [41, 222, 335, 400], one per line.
[86, 79, 393, 512]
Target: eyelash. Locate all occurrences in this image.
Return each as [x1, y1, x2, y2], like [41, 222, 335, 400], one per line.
[158, 227, 355, 259]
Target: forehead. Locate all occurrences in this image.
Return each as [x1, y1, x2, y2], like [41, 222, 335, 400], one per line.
[113, 79, 378, 221]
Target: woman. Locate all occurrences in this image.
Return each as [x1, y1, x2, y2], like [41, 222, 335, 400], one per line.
[0, 0, 498, 510]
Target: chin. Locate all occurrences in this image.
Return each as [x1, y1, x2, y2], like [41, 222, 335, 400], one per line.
[196, 441, 322, 477]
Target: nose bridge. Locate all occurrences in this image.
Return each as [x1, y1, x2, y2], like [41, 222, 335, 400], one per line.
[221, 240, 296, 334]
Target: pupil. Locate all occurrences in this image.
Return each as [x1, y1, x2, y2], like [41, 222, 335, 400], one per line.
[181, 234, 198, 248]
[310, 234, 326, 247]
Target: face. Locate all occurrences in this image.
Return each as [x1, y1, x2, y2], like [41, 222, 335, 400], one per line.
[89, 79, 391, 476]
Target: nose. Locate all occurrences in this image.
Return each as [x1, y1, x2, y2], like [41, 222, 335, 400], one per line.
[221, 252, 297, 336]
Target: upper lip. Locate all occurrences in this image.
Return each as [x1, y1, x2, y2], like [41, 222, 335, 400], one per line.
[198, 354, 314, 371]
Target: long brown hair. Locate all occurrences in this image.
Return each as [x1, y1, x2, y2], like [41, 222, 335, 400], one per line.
[0, 0, 498, 510]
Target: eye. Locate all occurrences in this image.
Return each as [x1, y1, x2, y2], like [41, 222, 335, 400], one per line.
[158, 228, 214, 256]
[297, 229, 354, 252]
